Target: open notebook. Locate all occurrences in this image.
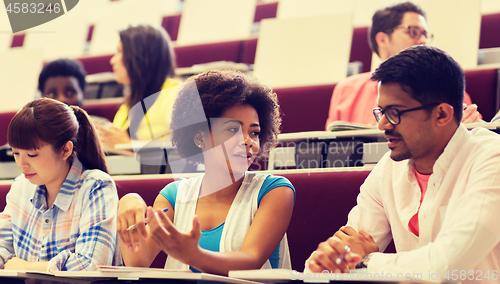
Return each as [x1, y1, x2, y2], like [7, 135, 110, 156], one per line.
[327, 120, 500, 132]
[21, 266, 258, 284]
[229, 269, 441, 283]
[326, 121, 378, 132]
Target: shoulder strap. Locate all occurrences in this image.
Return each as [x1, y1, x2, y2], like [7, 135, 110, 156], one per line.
[164, 176, 203, 269]
[221, 172, 291, 269]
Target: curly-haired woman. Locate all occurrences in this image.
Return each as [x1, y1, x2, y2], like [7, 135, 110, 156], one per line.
[117, 70, 295, 275]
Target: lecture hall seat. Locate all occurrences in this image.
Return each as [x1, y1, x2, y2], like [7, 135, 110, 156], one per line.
[175, 40, 243, 68]
[79, 54, 114, 75]
[159, 1, 278, 43]
[11, 34, 24, 48]
[8, 12, 500, 76]
[83, 102, 122, 122]
[253, 1, 278, 23]
[350, 27, 372, 73]
[479, 13, 500, 49]
[229, 27, 373, 71]
[274, 84, 336, 133]
[76, 11, 500, 76]
[0, 184, 9, 211]
[241, 37, 258, 65]
[78, 40, 248, 73]
[464, 68, 499, 122]
[0, 111, 16, 146]
[162, 14, 182, 42]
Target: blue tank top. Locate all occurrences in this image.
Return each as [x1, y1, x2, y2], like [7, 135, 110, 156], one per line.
[160, 175, 295, 272]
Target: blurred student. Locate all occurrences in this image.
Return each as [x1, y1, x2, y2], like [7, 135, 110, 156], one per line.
[117, 70, 295, 275]
[0, 98, 121, 272]
[98, 24, 180, 149]
[325, 1, 481, 129]
[38, 58, 86, 107]
[37, 59, 111, 128]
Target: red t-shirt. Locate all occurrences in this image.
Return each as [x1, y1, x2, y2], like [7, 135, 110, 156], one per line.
[408, 170, 430, 236]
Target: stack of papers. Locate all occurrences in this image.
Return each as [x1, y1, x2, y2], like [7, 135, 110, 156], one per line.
[326, 121, 378, 132]
[50, 266, 259, 283]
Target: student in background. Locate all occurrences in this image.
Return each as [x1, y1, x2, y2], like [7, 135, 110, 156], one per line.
[97, 24, 180, 149]
[307, 46, 500, 283]
[38, 58, 86, 107]
[37, 58, 111, 128]
[1, 98, 121, 272]
[117, 70, 295, 275]
[325, 1, 481, 129]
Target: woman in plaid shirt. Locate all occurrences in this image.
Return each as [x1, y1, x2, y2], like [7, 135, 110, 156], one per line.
[0, 98, 121, 272]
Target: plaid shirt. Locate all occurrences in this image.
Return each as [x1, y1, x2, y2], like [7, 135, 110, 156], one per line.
[0, 157, 121, 272]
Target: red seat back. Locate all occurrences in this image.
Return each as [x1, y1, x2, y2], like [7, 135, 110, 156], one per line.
[83, 102, 122, 123]
[480, 13, 500, 49]
[464, 68, 499, 121]
[0, 111, 17, 146]
[274, 84, 336, 133]
[350, 27, 372, 73]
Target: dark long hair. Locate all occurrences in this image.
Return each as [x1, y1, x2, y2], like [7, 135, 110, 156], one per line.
[7, 98, 108, 173]
[119, 24, 176, 109]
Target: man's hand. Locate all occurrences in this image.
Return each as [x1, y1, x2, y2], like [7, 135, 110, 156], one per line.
[305, 236, 362, 273]
[334, 226, 379, 258]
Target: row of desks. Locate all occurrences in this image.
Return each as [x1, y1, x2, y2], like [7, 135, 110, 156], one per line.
[1, 122, 499, 180]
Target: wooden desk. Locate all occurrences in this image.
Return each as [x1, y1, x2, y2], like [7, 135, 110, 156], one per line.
[0, 270, 260, 284]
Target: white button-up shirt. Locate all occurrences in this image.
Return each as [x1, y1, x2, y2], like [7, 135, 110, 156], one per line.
[347, 125, 500, 283]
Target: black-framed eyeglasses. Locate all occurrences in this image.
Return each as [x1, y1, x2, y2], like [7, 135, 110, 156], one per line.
[373, 103, 440, 125]
[389, 25, 434, 43]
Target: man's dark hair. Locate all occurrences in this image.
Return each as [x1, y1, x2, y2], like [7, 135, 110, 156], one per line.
[369, 1, 426, 56]
[371, 45, 464, 123]
[38, 59, 87, 93]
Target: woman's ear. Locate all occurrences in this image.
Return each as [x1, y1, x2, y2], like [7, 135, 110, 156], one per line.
[194, 132, 204, 149]
[61, 141, 74, 160]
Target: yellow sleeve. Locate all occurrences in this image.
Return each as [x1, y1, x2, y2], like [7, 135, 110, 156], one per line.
[135, 78, 181, 141]
[112, 104, 130, 131]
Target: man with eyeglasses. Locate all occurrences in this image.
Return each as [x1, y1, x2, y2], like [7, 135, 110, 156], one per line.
[307, 45, 500, 283]
[325, 1, 481, 130]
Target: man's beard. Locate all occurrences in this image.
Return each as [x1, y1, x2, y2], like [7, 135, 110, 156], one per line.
[386, 130, 411, 161]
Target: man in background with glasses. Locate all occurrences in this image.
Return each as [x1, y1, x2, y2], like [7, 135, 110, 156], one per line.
[325, 1, 481, 130]
[307, 45, 500, 283]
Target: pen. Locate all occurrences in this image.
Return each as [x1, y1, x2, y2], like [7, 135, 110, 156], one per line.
[126, 208, 168, 231]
